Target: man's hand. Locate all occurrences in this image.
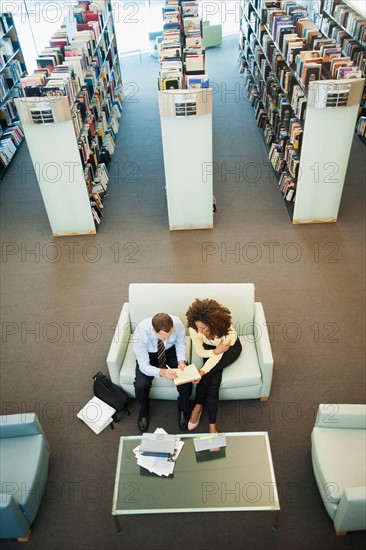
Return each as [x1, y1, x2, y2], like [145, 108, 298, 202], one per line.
[214, 339, 231, 354]
[178, 360, 186, 371]
[160, 368, 177, 379]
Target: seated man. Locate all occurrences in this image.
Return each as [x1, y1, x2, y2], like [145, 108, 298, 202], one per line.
[133, 313, 191, 432]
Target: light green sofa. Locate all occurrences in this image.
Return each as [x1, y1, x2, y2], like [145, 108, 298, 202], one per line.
[106, 283, 273, 401]
[311, 404, 366, 535]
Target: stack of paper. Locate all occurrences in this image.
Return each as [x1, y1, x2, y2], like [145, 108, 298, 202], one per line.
[134, 428, 184, 477]
[77, 396, 115, 434]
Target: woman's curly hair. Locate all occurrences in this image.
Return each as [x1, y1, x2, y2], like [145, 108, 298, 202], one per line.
[186, 298, 232, 338]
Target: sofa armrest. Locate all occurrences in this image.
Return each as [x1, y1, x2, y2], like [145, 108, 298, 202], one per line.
[0, 493, 30, 538]
[254, 302, 273, 398]
[315, 404, 366, 429]
[106, 302, 131, 386]
[334, 486, 366, 533]
[0, 413, 48, 443]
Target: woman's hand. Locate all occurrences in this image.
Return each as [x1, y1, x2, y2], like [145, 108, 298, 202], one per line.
[192, 369, 205, 385]
[214, 339, 231, 354]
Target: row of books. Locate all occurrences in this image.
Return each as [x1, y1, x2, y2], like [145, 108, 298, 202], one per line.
[321, 17, 366, 72]
[268, 139, 299, 178]
[89, 162, 110, 227]
[0, 11, 25, 173]
[244, 64, 301, 188]
[73, 0, 107, 31]
[356, 115, 366, 138]
[158, 1, 208, 91]
[0, 122, 24, 167]
[259, 2, 365, 87]
[0, 13, 12, 37]
[0, 94, 21, 128]
[0, 59, 24, 95]
[85, 161, 109, 193]
[72, 74, 122, 137]
[0, 36, 16, 70]
[278, 170, 296, 202]
[260, 79, 302, 149]
[159, 1, 184, 90]
[241, 30, 308, 157]
[78, 115, 116, 168]
[328, 1, 366, 45]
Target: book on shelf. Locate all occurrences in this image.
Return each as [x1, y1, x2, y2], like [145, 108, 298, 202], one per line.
[301, 63, 321, 87]
[185, 33, 202, 48]
[330, 56, 353, 78]
[182, 2, 199, 17]
[356, 116, 366, 138]
[0, 136, 16, 166]
[322, 46, 342, 62]
[183, 16, 201, 33]
[185, 74, 209, 89]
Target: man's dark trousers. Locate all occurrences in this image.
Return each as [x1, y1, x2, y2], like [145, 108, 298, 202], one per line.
[134, 345, 192, 417]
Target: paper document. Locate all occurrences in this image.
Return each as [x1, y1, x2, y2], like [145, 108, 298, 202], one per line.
[134, 428, 184, 476]
[172, 363, 201, 385]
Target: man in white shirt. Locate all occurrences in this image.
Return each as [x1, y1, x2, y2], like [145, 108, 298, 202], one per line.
[133, 313, 191, 432]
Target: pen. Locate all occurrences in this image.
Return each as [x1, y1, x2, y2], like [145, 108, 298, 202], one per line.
[165, 364, 172, 369]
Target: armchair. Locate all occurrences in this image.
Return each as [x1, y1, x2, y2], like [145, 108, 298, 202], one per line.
[311, 404, 366, 535]
[149, 31, 163, 59]
[0, 413, 49, 541]
[202, 21, 222, 48]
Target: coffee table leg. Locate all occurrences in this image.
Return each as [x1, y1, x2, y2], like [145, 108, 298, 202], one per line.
[113, 514, 122, 533]
[272, 510, 280, 530]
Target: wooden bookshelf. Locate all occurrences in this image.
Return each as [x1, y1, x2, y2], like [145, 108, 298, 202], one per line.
[239, 0, 364, 223]
[15, 0, 123, 236]
[0, 12, 27, 181]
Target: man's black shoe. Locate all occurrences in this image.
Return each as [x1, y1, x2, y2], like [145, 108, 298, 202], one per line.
[179, 411, 189, 430]
[138, 413, 149, 432]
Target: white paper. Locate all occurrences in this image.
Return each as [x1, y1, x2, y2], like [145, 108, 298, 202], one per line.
[134, 428, 184, 476]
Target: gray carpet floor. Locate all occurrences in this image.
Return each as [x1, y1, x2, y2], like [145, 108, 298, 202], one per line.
[0, 34, 365, 550]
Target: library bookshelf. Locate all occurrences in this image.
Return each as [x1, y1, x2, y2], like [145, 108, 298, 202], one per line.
[320, 0, 366, 142]
[159, 88, 213, 230]
[239, 0, 365, 224]
[158, 1, 213, 230]
[0, 11, 27, 182]
[15, 0, 123, 236]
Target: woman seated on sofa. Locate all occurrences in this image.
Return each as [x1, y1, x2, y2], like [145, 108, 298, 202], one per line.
[186, 298, 242, 433]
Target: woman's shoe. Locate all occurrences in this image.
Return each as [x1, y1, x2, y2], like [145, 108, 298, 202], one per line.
[188, 408, 202, 431]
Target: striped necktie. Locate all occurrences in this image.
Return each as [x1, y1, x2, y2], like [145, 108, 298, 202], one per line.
[157, 339, 166, 369]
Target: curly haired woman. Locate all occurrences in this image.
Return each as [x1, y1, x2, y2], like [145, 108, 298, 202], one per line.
[186, 298, 242, 433]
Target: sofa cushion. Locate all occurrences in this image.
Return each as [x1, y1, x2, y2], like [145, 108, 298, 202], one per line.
[128, 283, 255, 335]
[120, 336, 192, 388]
[311, 427, 366, 503]
[221, 336, 262, 388]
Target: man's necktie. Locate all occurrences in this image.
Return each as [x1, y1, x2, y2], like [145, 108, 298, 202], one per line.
[157, 339, 166, 369]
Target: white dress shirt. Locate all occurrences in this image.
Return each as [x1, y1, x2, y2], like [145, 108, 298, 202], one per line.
[133, 315, 187, 377]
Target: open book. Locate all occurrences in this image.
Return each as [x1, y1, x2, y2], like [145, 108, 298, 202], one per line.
[172, 363, 201, 386]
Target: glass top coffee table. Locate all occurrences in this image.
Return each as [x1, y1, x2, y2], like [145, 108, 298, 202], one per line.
[112, 432, 280, 529]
